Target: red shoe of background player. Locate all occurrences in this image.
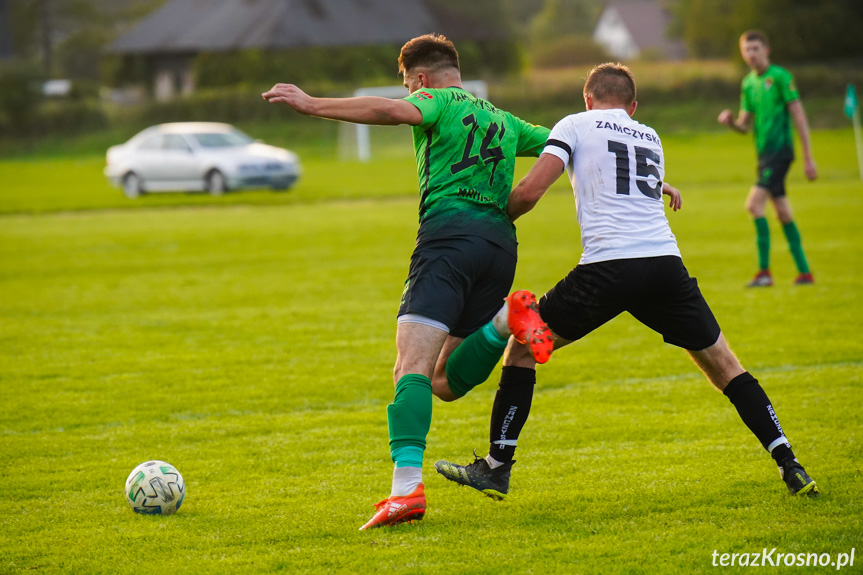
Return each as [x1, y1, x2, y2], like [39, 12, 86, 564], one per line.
[746, 270, 773, 288]
[794, 272, 814, 285]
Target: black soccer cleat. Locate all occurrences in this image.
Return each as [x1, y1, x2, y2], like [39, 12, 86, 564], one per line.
[778, 458, 819, 496]
[435, 451, 513, 501]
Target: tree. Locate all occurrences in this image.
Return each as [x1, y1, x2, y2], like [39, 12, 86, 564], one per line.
[529, 0, 603, 43]
[8, 0, 168, 78]
[671, 0, 863, 61]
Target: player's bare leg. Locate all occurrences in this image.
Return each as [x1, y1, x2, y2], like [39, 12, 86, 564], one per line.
[361, 322, 446, 530]
[433, 291, 553, 402]
[687, 333, 744, 391]
[436, 332, 571, 499]
[688, 333, 818, 496]
[746, 186, 774, 287]
[772, 196, 814, 284]
[430, 335, 465, 402]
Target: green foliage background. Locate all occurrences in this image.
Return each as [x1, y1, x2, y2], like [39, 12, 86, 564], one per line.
[4, 0, 863, 142]
[671, 0, 863, 60]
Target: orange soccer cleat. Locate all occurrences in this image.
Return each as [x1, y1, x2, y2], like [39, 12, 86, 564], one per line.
[507, 290, 554, 364]
[358, 483, 426, 530]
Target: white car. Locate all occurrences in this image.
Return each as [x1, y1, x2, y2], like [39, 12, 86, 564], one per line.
[104, 122, 301, 198]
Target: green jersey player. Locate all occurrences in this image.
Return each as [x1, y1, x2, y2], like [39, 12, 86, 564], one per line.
[718, 30, 817, 287]
[263, 33, 553, 530]
[405, 85, 548, 255]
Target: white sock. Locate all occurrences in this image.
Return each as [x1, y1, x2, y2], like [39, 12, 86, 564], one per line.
[391, 466, 422, 497]
[485, 454, 505, 470]
[492, 301, 509, 338]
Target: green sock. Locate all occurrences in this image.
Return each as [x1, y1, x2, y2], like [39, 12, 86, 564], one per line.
[387, 374, 432, 465]
[391, 446, 423, 468]
[754, 217, 770, 270]
[445, 322, 508, 398]
[782, 221, 810, 274]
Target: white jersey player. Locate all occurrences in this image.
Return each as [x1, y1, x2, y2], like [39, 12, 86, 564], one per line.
[544, 107, 680, 264]
[435, 63, 818, 499]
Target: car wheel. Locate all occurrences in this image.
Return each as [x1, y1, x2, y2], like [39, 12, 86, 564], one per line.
[122, 172, 143, 199]
[205, 169, 227, 196]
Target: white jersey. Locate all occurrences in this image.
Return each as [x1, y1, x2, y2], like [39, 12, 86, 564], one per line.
[543, 108, 681, 265]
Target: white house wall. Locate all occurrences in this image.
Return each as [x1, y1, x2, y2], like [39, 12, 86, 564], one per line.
[593, 7, 639, 60]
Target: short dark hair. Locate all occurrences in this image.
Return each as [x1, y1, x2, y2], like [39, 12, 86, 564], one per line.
[584, 63, 636, 107]
[741, 29, 769, 47]
[398, 33, 460, 75]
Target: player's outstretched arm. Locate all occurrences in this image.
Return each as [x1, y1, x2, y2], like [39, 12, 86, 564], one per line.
[717, 109, 752, 134]
[787, 100, 818, 181]
[262, 83, 422, 126]
[662, 182, 682, 212]
[507, 153, 565, 222]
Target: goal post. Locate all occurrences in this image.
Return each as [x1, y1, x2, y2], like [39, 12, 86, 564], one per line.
[344, 81, 489, 162]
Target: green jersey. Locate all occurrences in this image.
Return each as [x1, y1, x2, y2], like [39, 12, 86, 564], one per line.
[740, 64, 799, 161]
[404, 87, 550, 254]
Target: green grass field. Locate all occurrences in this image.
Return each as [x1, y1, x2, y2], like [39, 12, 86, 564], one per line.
[1, 129, 861, 573]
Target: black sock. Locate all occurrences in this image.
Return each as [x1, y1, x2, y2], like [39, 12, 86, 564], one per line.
[488, 366, 536, 464]
[723, 372, 795, 463]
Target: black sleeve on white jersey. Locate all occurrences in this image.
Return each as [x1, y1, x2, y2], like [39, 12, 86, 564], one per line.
[545, 138, 572, 156]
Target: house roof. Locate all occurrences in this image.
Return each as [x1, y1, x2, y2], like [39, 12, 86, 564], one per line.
[110, 0, 505, 54]
[601, 0, 685, 59]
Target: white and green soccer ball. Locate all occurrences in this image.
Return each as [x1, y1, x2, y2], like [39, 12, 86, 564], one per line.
[125, 460, 185, 515]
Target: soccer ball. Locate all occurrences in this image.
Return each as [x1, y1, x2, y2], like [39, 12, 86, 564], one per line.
[125, 460, 186, 515]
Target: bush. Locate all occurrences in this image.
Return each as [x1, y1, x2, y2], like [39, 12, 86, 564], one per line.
[111, 85, 337, 128]
[191, 42, 525, 90]
[193, 47, 399, 89]
[458, 40, 526, 78]
[0, 62, 43, 134]
[28, 100, 109, 137]
[792, 64, 863, 98]
[531, 36, 611, 69]
[0, 63, 110, 138]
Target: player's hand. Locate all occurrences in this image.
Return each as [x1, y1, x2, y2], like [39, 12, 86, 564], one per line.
[717, 109, 734, 126]
[262, 83, 315, 115]
[804, 158, 818, 181]
[662, 182, 682, 212]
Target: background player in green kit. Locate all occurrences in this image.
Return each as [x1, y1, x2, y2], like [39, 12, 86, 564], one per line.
[718, 30, 817, 287]
[262, 33, 553, 530]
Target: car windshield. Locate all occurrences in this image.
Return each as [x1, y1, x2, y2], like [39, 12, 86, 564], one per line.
[192, 130, 254, 148]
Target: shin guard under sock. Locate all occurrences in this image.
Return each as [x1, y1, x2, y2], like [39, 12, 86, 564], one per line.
[782, 221, 810, 274]
[445, 322, 508, 398]
[387, 374, 432, 463]
[488, 366, 536, 463]
[723, 372, 794, 462]
[754, 217, 770, 271]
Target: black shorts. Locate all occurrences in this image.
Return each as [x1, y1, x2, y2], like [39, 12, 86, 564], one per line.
[538, 256, 721, 351]
[397, 236, 516, 338]
[756, 157, 792, 198]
